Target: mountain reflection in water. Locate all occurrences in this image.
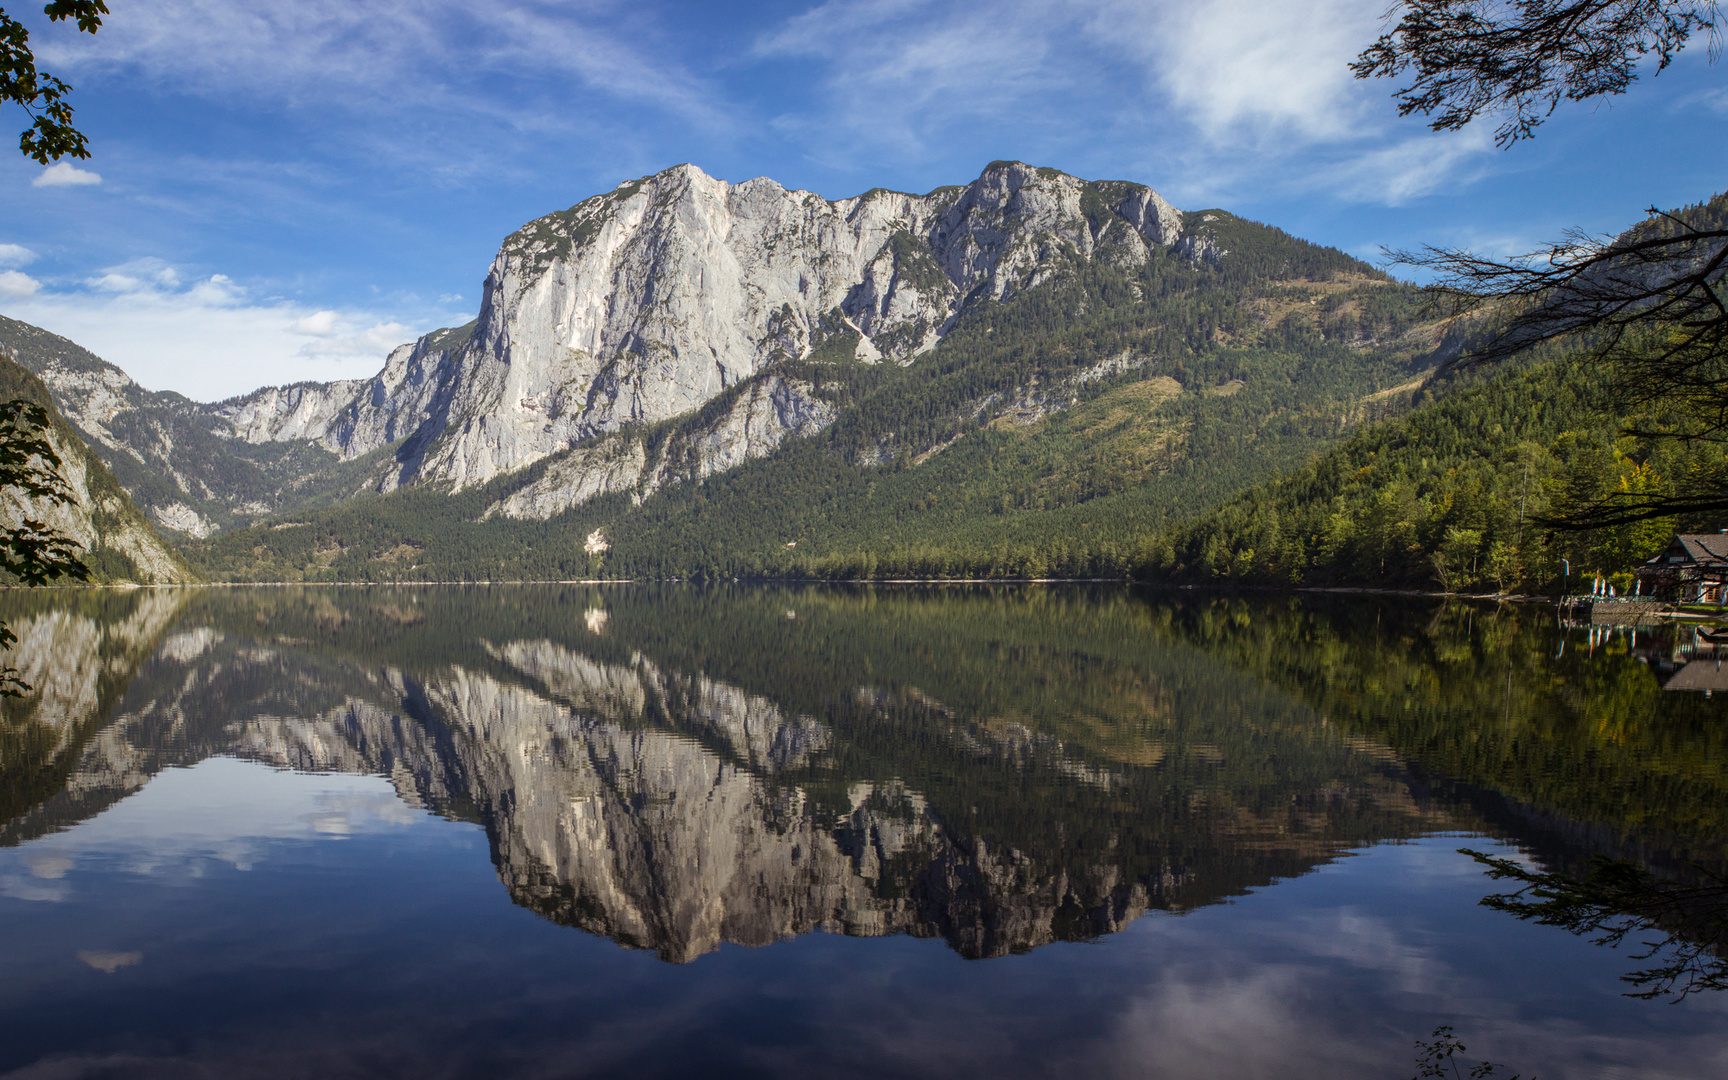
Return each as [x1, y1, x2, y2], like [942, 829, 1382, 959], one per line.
[1, 585, 1725, 1077]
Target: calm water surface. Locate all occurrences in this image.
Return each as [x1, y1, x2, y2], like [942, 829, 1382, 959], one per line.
[1, 585, 1724, 1079]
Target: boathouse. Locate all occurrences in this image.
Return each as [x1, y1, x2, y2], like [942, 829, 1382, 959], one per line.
[1635, 532, 1728, 605]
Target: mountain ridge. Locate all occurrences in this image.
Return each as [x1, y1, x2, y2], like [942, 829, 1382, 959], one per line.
[4, 160, 1447, 581]
[4, 161, 1365, 537]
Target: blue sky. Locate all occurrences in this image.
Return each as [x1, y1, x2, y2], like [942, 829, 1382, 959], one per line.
[2, 0, 1727, 401]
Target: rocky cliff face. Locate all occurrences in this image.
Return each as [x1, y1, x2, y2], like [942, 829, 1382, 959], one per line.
[211, 162, 1195, 500]
[0, 423, 192, 585]
[0, 356, 192, 584]
[5, 162, 1200, 533]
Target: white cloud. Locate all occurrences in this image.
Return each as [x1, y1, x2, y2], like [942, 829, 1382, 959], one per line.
[1317, 127, 1496, 206]
[0, 257, 463, 400]
[0, 270, 41, 297]
[33, 161, 103, 187]
[753, 0, 1491, 204]
[5, 757, 428, 887]
[86, 257, 183, 294]
[37, 1, 724, 130]
[1109, 964, 1387, 1078]
[1088, 0, 1383, 143]
[290, 309, 414, 359]
[291, 309, 339, 336]
[0, 244, 36, 268]
[186, 273, 243, 304]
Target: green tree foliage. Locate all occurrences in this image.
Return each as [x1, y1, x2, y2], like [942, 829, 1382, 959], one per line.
[0, 1, 106, 163]
[0, 2, 108, 693]
[0, 355, 188, 695]
[0, 396, 88, 695]
[1127, 594, 1728, 863]
[0, 399, 86, 583]
[1360, 3, 1728, 525]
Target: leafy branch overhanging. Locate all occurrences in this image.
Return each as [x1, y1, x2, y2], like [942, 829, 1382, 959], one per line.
[0, 397, 90, 695]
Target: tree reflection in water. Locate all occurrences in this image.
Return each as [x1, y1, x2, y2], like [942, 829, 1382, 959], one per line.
[1412, 1025, 1530, 1080]
[1465, 849, 1728, 1001]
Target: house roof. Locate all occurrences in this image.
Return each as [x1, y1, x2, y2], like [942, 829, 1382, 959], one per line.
[1663, 657, 1728, 693]
[1677, 534, 1728, 564]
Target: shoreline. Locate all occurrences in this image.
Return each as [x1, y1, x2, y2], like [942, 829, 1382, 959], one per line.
[0, 577, 1601, 603]
[4, 578, 1717, 623]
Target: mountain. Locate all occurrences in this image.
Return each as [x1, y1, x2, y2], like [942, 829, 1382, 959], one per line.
[0, 584, 1458, 960]
[0, 355, 190, 585]
[4, 162, 1446, 579]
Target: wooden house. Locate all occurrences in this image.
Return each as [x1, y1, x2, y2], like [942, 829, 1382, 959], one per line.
[1635, 533, 1728, 605]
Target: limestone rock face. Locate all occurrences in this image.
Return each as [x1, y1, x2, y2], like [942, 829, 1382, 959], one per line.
[212, 162, 1190, 497]
[0, 418, 192, 586]
[3, 163, 1194, 531]
[210, 327, 472, 482]
[483, 375, 837, 521]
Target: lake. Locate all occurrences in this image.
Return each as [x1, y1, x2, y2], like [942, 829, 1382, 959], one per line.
[1, 584, 1724, 1079]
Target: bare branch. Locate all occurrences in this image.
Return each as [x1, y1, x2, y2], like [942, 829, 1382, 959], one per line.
[1395, 202, 1728, 442]
[1355, 1, 1719, 147]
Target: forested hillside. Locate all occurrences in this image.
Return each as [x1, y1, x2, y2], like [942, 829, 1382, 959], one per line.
[1144, 353, 1722, 594]
[183, 209, 1443, 582]
[1148, 192, 1728, 595]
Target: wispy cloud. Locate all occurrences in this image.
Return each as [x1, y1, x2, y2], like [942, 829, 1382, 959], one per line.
[39, 0, 725, 130]
[86, 256, 182, 293]
[755, 0, 1076, 162]
[752, 0, 1491, 205]
[1318, 127, 1496, 205]
[1087, 0, 1383, 143]
[289, 308, 415, 361]
[0, 244, 37, 267]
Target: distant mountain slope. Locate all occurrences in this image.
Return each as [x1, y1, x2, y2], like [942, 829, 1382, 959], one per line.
[6, 162, 1456, 580]
[0, 316, 401, 538]
[0, 355, 192, 585]
[1137, 191, 1728, 595]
